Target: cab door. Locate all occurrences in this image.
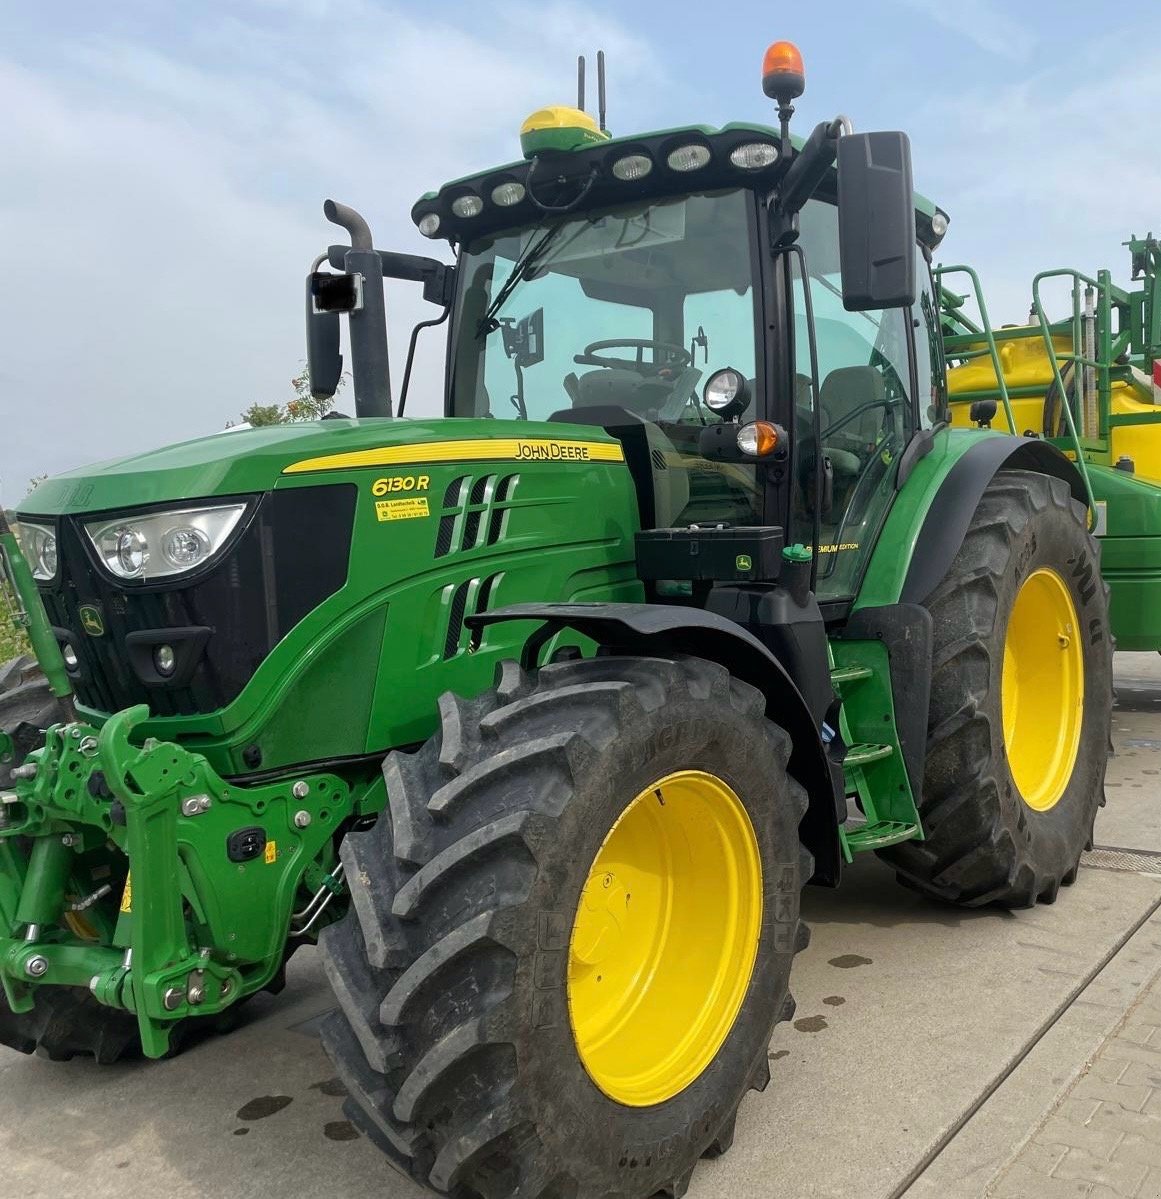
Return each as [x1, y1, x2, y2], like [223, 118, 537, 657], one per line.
[787, 198, 926, 602]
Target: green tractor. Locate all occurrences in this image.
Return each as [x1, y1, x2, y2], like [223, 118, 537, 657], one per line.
[0, 42, 1113, 1199]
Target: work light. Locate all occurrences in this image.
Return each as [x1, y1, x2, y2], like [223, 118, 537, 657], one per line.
[611, 154, 652, 181]
[703, 368, 751, 419]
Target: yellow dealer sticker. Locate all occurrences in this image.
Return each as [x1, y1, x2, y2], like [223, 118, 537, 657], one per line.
[265, 841, 278, 865]
[120, 872, 133, 914]
[376, 497, 430, 522]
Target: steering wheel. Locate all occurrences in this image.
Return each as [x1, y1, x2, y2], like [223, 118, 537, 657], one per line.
[574, 338, 692, 374]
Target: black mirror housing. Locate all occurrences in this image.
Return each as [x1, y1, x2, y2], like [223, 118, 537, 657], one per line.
[837, 131, 917, 311]
[305, 275, 343, 400]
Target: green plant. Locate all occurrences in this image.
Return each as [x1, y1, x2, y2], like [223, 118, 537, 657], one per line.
[238, 367, 344, 428]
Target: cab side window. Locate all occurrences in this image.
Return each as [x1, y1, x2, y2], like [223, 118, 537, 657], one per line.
[790, 198, 918, 600]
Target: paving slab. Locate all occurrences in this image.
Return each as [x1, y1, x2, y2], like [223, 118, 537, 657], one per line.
[1, 654, 1159, 1199]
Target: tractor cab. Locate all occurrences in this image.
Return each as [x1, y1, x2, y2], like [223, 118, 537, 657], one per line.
[309, 44, 945, 609]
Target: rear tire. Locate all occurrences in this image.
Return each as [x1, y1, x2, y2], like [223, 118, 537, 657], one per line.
[881, 470, 1113, 907]
[320, 654, 812, 1199]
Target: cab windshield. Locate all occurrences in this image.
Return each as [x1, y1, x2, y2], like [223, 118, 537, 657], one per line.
[448, 189, 763, 526]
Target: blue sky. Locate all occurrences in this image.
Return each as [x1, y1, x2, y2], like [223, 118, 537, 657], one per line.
[1, 0, 1157, 495]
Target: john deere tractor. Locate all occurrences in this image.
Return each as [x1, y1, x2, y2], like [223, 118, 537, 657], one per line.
[0, 42, 1112, 1199]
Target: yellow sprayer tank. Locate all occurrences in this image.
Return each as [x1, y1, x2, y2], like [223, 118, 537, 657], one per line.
[947, 326, 1161, 485]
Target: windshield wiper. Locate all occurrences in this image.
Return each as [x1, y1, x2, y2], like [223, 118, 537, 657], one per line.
[476, 224, 563, 339]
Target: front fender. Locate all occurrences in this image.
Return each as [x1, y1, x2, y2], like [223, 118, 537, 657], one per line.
[858, 428, 1086, 610]
[467, 602, 843, 886]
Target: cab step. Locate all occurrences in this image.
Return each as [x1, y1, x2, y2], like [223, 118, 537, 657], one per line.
[830, 664, 873, 688]
[841, 819, 921, 856]
[842, 742, 894, 767]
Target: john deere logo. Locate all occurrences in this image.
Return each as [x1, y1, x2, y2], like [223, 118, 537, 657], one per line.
[79, 605, 105, 637]
[735, 554, 753, 572]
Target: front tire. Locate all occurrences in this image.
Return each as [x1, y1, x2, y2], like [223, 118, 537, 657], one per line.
[882, 470, 1113, 906]
[320, 654, 811, 1198]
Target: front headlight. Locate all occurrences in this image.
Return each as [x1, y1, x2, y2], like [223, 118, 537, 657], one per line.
[20, 522, 58, 581]
[83, 503, 247, 582]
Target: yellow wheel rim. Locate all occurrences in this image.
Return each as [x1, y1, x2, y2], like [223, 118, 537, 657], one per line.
[1001, 567, 1085, 812]
[567, 769, 763, 1107]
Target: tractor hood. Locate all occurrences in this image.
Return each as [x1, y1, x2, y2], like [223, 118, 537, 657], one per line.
[20, 417, 616, 517]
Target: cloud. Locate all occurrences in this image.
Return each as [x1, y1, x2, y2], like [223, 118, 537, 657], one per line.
[887, 0, 1038, 62]
[912, 36, 1159, 327]
[0, 1, 662, 499]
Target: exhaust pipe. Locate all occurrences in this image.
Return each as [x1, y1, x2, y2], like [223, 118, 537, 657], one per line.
[322, 200, 392, 419]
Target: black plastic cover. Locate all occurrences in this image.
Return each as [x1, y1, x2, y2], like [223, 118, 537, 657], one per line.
[226, 827, 267, 864]
[635, 525, 784, 583]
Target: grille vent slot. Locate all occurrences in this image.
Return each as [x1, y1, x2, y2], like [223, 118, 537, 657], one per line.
[443, 571, 503, 659]
[433, 473, 518, 558]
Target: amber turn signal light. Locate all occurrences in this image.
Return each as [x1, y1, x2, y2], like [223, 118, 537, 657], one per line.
[736, 421, 781, 457]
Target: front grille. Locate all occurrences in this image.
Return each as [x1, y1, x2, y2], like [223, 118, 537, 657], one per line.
[37, 485, 355, 716]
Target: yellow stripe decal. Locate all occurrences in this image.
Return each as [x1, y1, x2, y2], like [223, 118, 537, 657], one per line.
[283, 438, 625, 474]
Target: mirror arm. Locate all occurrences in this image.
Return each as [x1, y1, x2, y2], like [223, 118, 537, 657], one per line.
[328, 246, 456, 309]
[778, 117, 845, 218]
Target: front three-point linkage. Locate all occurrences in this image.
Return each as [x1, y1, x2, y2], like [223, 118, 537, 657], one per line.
[0, 704, 351, 1058]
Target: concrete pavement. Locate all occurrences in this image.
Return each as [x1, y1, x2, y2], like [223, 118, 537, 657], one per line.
[2, 653, 1160, 1199]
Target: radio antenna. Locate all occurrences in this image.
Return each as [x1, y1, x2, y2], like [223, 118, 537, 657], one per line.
[597, 50, 607, 131]
[577, 55, 586, 111]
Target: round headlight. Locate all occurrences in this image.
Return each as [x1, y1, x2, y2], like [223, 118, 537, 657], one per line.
[491, 181, 526, 207]
[931, 211, 949, 237]
[611, 154, 653, 181]
[154, 645, 176, 677]
[22, 524, 58, 581]
[730, 142, 779, 170]
[112, 528, 148, 577]
[61, 642, 78, 671]
[39, 535, 58, 579]
[162, 526, 211, 570]
[702, 368, 751, 419]
[451, 195, 483, 219]
[417, 212, 441, 238]
[666, 144, 711, 172]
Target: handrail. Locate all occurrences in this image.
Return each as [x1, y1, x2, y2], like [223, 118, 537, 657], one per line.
[935, 264, 1017, 435]
[1030, 268, 1103, 514]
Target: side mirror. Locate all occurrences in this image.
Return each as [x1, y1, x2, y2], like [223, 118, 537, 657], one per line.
[837, 131, 917, 311]
[305, 274, 343, 399]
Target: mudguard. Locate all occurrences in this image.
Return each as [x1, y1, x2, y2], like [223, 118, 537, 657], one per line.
[900, 436, 1085, 604]
[858, 430, 1087, 613]
[467, 602, 844, 886]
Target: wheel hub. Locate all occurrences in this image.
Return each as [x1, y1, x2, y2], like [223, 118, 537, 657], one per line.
[567, 769, 763, 1107]
[1002, 566, 1085, 811]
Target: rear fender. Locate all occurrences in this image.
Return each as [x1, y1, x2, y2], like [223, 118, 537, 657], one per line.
[859, 430, 1086, 610]
[467, 602, 844, 886]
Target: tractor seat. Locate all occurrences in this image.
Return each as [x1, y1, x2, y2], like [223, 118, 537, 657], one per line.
[820, 365, 885, 475]
[564, 369, 678, 419]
